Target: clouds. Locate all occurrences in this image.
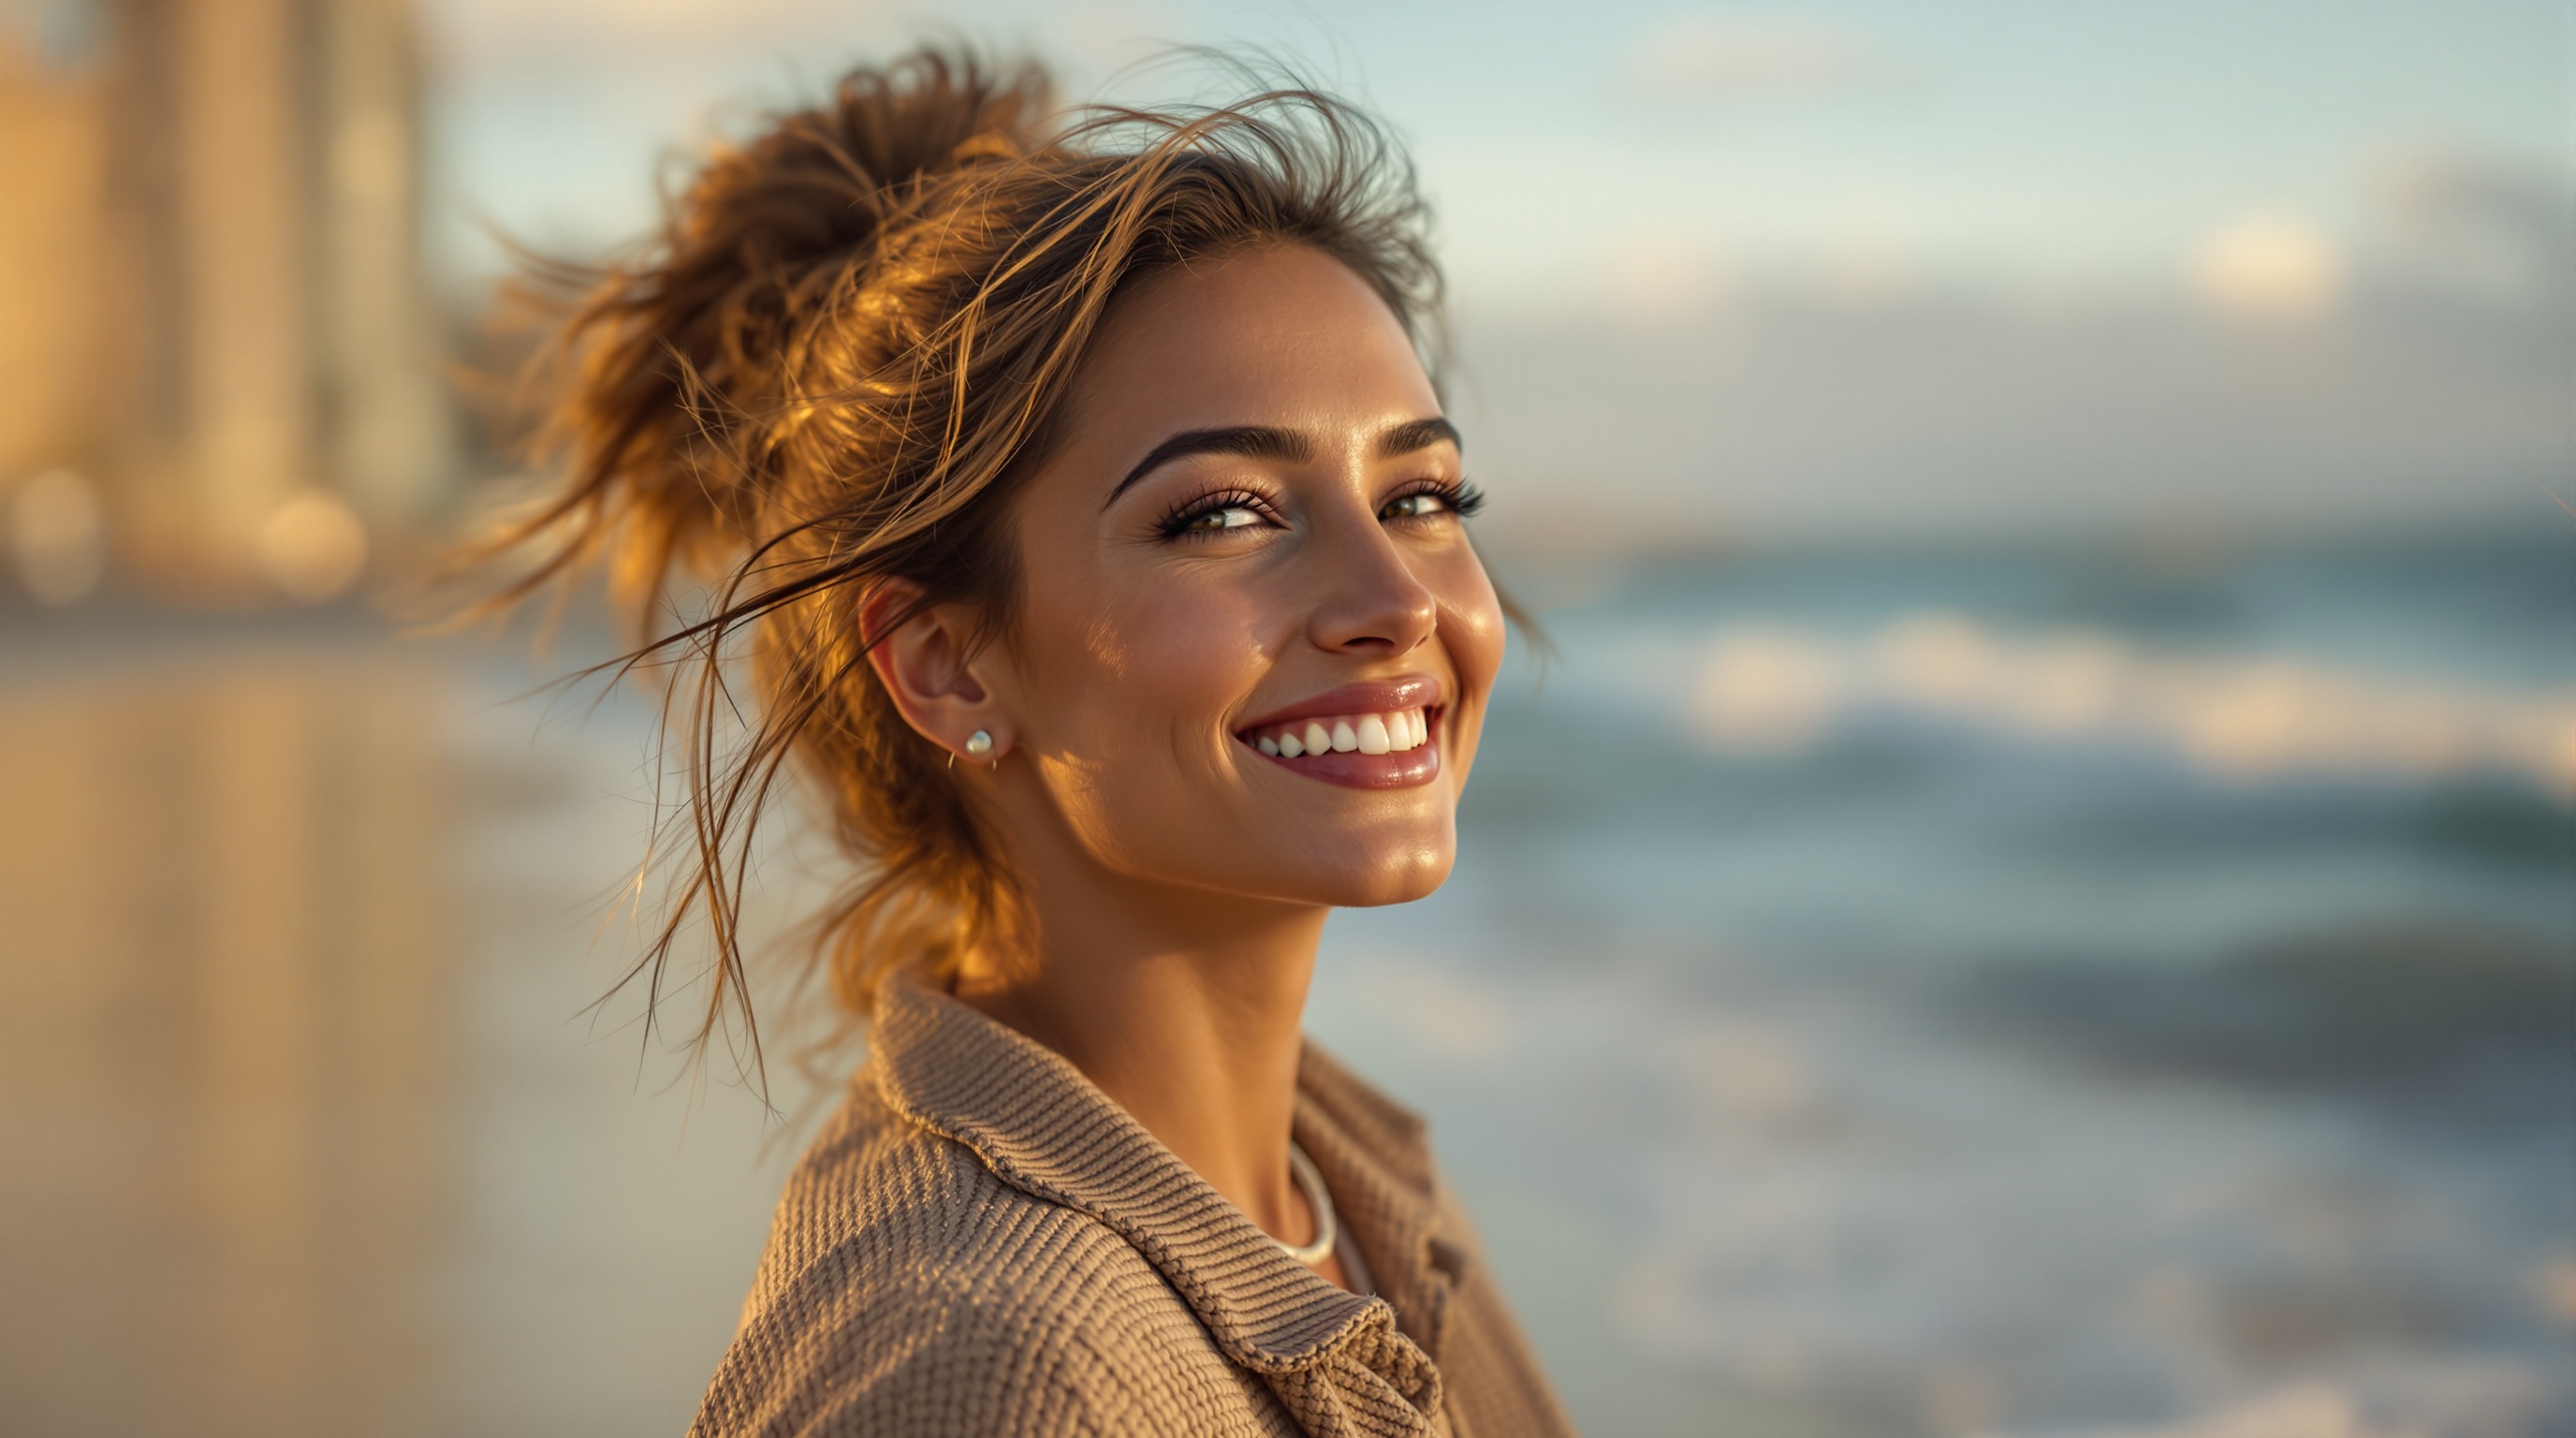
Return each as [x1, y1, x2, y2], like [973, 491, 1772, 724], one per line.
[2191, 213, 2344, 319]
[1451, 275, 2566, 547]
[2374, 146, 2561, 242]
[2368, 147, 2568, 301]
[1621, 14, 1925, 97]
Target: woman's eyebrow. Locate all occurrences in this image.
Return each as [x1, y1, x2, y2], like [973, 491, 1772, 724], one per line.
[1376, 416, 1461, 459]
[1101, 418, 1461, 510]
[1105, 425, 1312, 507]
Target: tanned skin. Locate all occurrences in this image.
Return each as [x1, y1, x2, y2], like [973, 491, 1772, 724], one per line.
[861, 244, 1507, 1291]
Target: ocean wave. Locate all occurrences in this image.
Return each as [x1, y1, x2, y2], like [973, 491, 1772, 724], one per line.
[1685, 613, 2576, 795]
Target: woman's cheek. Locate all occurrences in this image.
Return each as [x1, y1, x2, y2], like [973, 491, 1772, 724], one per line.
[1453, 595, 1505, 689]
[1105, 580, 1266, 748]
[1443, 560, 1507, 691]
[1434, 559, 1506, 780]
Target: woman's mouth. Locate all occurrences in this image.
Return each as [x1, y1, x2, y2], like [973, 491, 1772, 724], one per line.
[1234, 681, 1444, 789]
[1246, 706, 1431, 758]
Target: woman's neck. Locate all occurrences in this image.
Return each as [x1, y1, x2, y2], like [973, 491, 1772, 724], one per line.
[956, 864, 1332, 1259]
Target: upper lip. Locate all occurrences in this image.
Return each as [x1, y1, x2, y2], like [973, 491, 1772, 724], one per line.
[1236, 675, 1446, 734]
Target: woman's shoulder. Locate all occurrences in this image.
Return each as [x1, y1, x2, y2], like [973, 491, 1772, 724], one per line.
[742, 1078, 1032, 1279]
[690, 1076, 1294, 1438]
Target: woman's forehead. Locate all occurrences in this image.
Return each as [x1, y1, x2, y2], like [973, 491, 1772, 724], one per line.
[1062, 246, 1437, 450]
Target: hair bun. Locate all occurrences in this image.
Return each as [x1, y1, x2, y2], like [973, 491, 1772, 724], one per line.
[709, 51, 1055, 279]
[527, 50, 1054, 571]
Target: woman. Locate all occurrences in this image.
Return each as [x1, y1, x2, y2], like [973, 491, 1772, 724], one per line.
[490, 48, 1574, 1438]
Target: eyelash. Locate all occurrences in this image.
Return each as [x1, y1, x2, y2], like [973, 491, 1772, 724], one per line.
[1154, 478, 1486, 540]
[1156, 487, 1278, 539]
[1383, 477, 1486, 522]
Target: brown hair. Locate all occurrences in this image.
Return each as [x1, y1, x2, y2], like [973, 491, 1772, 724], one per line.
[476, 48, 1447, 1071]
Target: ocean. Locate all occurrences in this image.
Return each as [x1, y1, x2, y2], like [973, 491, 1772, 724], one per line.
[1313, 533, 2574, 1438]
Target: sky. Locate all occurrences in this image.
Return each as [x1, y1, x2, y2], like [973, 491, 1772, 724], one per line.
[426, 0, 2564, 300]
[422, 0, 2571, 544]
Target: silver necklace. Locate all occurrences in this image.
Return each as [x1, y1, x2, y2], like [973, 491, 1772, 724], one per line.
[1278, 1142, 1339, 1267]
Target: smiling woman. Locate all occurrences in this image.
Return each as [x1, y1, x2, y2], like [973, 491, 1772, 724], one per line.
[471, 46, 1568, 1438]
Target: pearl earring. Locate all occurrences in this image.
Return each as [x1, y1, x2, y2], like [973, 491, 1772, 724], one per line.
[965, 729, 994, 756]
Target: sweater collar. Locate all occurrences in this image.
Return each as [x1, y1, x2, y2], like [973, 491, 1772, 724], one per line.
[869, 973, 1450, 1435]
[1287, 1042, 1471, 1364]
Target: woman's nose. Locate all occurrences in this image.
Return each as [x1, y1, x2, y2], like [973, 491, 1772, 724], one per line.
[1305, 521, 1439, 657]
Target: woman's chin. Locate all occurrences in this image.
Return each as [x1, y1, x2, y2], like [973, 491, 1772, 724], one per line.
[1334, 871, 1452, 908]
[1149, 834, 1455, 911]
[1288, 845, 1457, 909]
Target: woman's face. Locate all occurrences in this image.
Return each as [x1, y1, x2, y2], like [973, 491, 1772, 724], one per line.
[989, 243, 1505, 910]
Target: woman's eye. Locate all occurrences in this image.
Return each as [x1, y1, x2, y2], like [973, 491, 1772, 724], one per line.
[1157, 490, 1279, 539]
[1383, 480, 1484, 523]
[1185, 505, 1263, 532]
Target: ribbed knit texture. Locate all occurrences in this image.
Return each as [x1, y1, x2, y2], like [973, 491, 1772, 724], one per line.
[687, 975, 1580, 1438]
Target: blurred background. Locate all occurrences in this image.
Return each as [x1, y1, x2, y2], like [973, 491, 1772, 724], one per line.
[1, 2, 2568, 1435]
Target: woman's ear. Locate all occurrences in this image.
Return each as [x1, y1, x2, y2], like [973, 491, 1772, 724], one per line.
[859, 580, 1011, 764]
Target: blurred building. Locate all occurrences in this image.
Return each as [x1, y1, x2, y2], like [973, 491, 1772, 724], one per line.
[0, 0, 452, 604]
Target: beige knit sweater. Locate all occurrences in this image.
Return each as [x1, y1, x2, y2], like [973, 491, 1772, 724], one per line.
[687, 974, 1578, 1438]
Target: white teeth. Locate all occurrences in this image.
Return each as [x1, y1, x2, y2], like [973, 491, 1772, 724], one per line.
[1250, 707, 1434, 758]
[1356, 714, 1391, 755]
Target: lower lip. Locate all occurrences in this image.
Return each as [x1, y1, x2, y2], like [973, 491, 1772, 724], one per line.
[1241, 726, 1443, 789]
